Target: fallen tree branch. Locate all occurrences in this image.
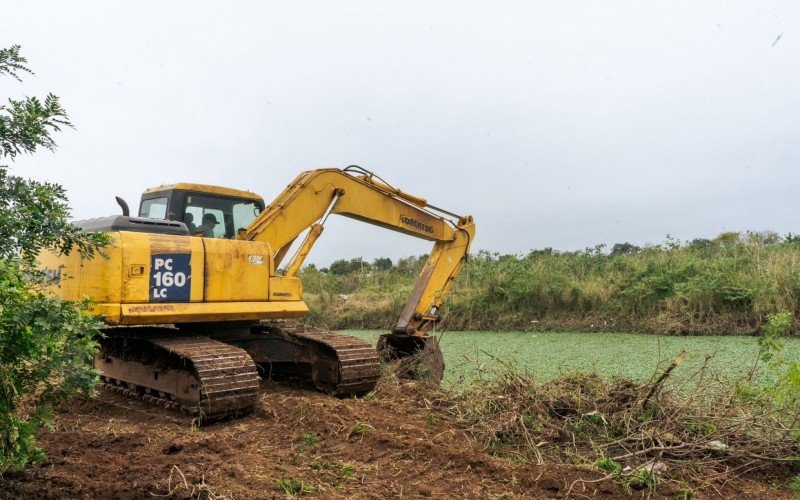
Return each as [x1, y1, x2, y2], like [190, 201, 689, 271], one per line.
[642, 350, 686, 409]
[610, 443, 690, 461]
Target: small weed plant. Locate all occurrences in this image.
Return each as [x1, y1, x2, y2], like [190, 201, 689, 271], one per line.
[347, 421, 373, 439]
[300, 432, 318, 450]
[790, 474, 800, 497]
[595, 458, 622, 476]
[276, 477, 315, 497]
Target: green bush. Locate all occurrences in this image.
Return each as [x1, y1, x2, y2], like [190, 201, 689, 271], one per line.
[0, 45, 105, 472]
[0, 263, 102, 471]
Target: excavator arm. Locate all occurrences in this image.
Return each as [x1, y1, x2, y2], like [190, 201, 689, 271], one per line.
[243, 166, 475, 340]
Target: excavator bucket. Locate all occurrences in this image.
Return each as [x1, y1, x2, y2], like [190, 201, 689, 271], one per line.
[377, 334, 445, 383]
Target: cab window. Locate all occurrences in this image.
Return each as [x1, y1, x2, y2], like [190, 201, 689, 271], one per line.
[139, 197, 168, 219]
[232, 201, 260, 233]
[184, 193, 260, 238]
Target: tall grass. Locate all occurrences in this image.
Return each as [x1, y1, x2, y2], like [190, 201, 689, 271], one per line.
[301, 232, 800, 335]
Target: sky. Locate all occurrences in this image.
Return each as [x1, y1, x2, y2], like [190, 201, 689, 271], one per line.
[2, 1, 798, 266]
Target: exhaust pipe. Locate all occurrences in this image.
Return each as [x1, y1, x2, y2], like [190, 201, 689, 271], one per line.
[115, 196, 130, 216]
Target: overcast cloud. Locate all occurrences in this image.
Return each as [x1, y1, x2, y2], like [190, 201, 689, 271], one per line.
[2, 1, 798, 266]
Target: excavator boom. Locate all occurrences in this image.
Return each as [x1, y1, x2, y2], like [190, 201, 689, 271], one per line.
[244, 166, 476, 337]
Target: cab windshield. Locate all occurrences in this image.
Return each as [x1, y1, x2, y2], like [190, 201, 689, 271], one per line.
[183, 193, 261, 238]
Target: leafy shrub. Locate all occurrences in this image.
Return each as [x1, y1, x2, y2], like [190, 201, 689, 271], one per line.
[372, 257, 392, 271]
[0, 45, 105, 472]
[0, 264, 102, 471]
[610, 242, 639, 255]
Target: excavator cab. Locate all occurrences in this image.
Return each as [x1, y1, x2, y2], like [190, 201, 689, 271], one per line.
[138, 183, 265, 238]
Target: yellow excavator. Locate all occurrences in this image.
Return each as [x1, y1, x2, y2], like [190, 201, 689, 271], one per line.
[39, 166, 475, 418]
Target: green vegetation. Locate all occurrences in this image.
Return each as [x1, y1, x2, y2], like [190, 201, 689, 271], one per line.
[299, 432, 319, 451]
[347, 421, 373, 439]
[623, 468, 658, 495]
[345, 329, 800, 386]
[595, 457, 623, 476]
[301, 233, 800, 335]
[276, 477, 316, 496]
[790, 474, 800, 496]
[309, 458, 356, 487]
[0, 45, 104, 472]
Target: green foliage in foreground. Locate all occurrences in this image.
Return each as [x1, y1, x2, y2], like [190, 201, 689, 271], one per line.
[302, 233, 800, 335]
[0, 45, 104, 472]
[756, 312, 800, 405]
[0, 264, 102, 470]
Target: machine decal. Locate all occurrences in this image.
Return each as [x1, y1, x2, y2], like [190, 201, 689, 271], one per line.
[128, 304, 177, 313]
[149, 253, 191, 302]
[400, 215, 434, 234]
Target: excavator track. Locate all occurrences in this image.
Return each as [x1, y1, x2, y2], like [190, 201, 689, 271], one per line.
[96, 330, 260, 420]
[283, 326, 382, 395]
[96, 322, 380, 420]
[234, 321, 381, 396]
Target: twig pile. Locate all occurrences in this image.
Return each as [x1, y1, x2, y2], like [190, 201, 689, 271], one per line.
[437, 353, 800, 483]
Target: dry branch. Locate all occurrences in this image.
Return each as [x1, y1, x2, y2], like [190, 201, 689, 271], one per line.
[443, 352, 800, 487]
[641, 350, 686, 409]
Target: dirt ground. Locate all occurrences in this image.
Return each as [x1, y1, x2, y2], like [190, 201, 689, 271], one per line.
[0, 379, 792, 499]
